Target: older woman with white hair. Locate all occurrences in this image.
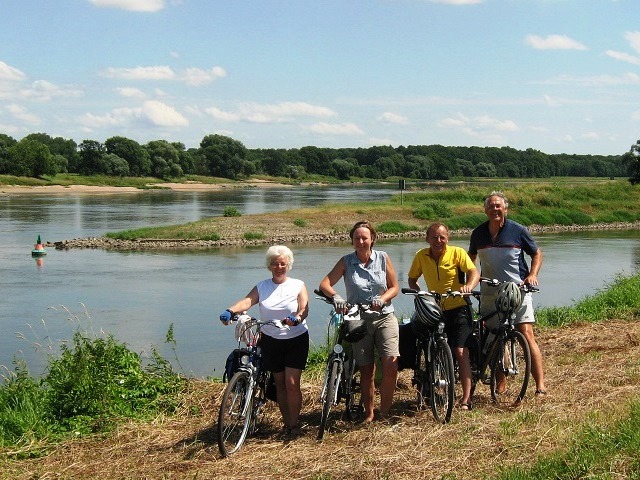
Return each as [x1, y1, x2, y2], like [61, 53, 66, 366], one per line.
[220, 245, 309, 436]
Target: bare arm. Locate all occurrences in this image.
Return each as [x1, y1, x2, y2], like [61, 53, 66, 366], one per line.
[408, 277, 421, 291]
[296, 284, 309, 321]
[461, 267, 480, 293]
[525, 249, 543, 286]
[227, 286, 259, 314]
[318, 258, 346, 297]
[380, 254, 399, 304]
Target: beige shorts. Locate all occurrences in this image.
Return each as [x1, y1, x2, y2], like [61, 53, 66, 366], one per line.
[351, 312, 400, 366]
[481, 292, 535, 329]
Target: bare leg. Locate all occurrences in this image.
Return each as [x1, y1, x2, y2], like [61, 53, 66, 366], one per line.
[272, 371, 291, 427]
[517, 323, 546, 393]
[378, 356, 398, 417]
[455, 347, 472, 406]
[359, 363, 376, 422]
[284, 367, 303, 427]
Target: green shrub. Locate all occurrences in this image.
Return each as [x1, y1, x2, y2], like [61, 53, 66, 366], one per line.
[376, 221, 418, 234]
[412, 201, 453, 220]
[243, 231, 265, 240]
[223, 206, 241, 217]
[293, 218, 308, 227]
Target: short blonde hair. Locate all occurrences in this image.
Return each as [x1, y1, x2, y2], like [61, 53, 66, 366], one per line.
[265, 245, 294, 271]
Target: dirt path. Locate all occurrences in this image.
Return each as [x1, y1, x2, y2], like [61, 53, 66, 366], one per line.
[3, 318, 639, 479]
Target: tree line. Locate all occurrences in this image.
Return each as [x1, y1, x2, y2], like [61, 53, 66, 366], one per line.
[0, 131, 634, 182]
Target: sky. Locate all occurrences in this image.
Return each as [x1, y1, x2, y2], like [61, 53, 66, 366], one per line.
[0, 0, 639, 156]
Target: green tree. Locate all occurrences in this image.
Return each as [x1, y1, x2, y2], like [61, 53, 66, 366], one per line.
[0, 133, 18, 174]
[7, 138, 55, 177]
[78, 140, 106, 175]
[199, 134, 247, 179]
[146, 140, 182, 179]
[625, 139, 640, 185]
[105, 136, 151, 177]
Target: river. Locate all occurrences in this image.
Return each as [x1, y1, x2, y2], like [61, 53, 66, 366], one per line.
[1, 185, 639, 378]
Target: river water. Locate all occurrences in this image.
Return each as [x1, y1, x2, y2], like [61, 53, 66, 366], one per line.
[1, 185, 639, 378]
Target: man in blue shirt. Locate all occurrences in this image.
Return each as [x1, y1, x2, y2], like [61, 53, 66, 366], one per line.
[469, 191, 547, 397]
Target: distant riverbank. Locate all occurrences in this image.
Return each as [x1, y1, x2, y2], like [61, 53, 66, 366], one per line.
[50, 221, 640, 251]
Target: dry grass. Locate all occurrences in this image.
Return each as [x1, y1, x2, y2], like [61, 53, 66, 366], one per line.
[3, 319, 640, 479]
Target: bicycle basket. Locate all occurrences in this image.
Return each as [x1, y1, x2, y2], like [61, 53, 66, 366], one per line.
[411, 295, 443, 335]
[495, 282, 522, 316]
[234, 314, 256, 346]
[340, 311, 367, 343]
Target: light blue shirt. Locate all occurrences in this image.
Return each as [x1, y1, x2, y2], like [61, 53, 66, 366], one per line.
[343, 250, 394, 315]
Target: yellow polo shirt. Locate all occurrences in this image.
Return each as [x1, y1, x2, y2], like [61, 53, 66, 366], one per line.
[408, 245, 476, 311]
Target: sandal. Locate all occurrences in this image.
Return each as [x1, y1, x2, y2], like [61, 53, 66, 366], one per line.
[459, 402, 472, 411]
[535, 389, 547, 396]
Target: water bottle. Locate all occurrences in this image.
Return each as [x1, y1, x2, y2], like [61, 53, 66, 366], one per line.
[331, 312, 341, 327]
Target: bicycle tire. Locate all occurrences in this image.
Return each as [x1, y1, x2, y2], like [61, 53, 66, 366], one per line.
[218, 370, 253, 457]
[344, 357, 364, 421]
[414, 342, 430, 410]
[318, 360, 340, 441]
[490, 330, 531, 406]
[430, 337, 455, 423]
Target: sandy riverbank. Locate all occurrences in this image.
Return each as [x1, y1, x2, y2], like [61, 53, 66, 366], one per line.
[0, 179, 296, 195]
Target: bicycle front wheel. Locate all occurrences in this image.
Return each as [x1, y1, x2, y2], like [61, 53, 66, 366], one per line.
[318, 360, 340, 441]
[218, 370, 253, 457]
[430, 337, 455, 423]
[490, 330, 531, 406]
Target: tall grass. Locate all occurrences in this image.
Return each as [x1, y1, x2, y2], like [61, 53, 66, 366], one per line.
[537, 274, 640, 327]
[0, 308, 185, 453]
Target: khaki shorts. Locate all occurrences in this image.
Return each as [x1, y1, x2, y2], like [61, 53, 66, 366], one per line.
[351, 312, 400, 366]
[481, 292, 535, 329]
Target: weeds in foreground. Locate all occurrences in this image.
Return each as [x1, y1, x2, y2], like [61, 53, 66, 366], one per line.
[0, 306, 185, 455]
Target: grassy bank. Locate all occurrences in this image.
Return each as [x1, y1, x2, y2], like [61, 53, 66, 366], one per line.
[2, 274, 640, 479]
[105, 180, 640, 242]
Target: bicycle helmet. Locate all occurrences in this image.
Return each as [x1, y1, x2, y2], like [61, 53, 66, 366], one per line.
[495, 282, 523, 315]
[412, 296, 443, 335]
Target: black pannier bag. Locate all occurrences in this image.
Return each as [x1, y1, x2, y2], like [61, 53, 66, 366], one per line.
[223, 348, 250, 382]
[398, 322, 417, 370]
[341, 316, 367, 343]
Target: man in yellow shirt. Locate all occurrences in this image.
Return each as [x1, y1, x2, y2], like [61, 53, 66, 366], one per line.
[408, 223, 479, 409]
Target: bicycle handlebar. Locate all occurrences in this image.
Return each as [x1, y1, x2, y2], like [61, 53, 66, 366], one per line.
[479, 277, 540, 293]
[313, 289, 373, 312]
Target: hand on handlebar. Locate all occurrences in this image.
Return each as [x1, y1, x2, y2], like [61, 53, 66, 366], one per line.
[219, 309, 235, 325]
[284, 315, 301, 326]
[371, 295, 384, 310]
[333, 294, 347, 313]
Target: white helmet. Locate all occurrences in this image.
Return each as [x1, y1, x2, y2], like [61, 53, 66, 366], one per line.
[495, 282, 522, 315]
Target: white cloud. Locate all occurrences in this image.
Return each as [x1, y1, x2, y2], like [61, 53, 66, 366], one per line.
[204, 106, 240, 122]
[543, 94, 562, 107]
[605, 50, 640, 66]
[19, 80, 84, 101]
[0, 61, 27, 81]
[438, 113, 518, 145]
[426, 0, 483, 4]
[541, 72, 640, 87]
[101, 66, 175, 80]
[525, 34, 587, 51]
[142, 100, 188, 127]
[6, 104, 40, 125]
[581, 132, 600, 141]
[378, 112, 409, 125]
[116, 87, 146, 98]
[305, 122, 364, 136]
[204, 101, 336, 124]
[88, 0, 165, 12]
[181, 66, 227, 86]
[625, 31, 640, 54]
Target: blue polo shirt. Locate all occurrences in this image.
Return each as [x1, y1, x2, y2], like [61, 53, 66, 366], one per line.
[468, 219, 538, 294]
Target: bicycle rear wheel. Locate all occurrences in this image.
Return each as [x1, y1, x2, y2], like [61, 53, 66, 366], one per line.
[218, 370, 252, 457]
[430, 337, 455, 423]
[344, 357, 364, 421]
[490, 330, 531, 406]
[318, 360, 340, 440]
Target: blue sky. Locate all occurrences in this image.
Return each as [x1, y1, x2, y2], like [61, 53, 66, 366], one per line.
[1, 0, 638, 156]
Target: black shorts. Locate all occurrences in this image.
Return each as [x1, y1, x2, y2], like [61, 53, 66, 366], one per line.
[443, 305, 473, 349]
[260, 331, 309, 373]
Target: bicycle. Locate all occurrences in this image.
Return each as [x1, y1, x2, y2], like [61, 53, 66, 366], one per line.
[401, 288, 457, 423]
[466, 278, 539, 406]
[217, 315, 278, 457]
[314, 289, 367, 440]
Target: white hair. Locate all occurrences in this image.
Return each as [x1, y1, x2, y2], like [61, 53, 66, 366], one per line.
[484, 190, 509, 208]
[265, 245, 294, 271]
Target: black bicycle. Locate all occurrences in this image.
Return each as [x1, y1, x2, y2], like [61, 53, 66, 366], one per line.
[217, 316, 276, 457]
[467, 278, 538, 406]
[314, 289, 366, 440]
[401, 288, 456, 423]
